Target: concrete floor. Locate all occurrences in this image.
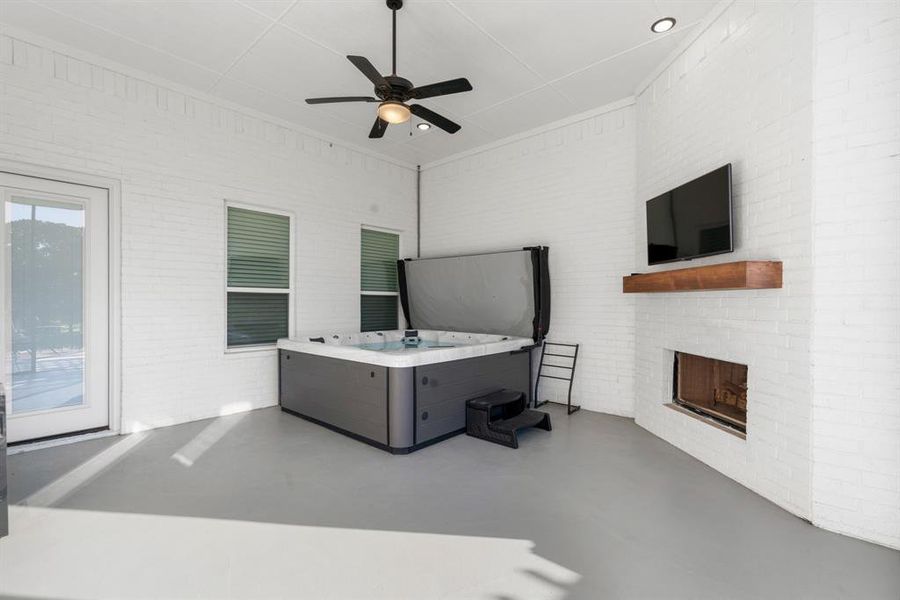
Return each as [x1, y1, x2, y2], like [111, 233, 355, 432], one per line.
[2, 405, 898, 599]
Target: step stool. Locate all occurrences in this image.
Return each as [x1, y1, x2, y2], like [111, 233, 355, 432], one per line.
[466, 390, 552, 449]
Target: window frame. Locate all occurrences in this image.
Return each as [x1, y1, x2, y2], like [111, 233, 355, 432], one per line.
[224, 201, 295, 353]
[360, 224, 403, 332]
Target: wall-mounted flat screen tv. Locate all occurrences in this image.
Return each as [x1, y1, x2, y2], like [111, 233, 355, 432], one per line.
[646, 164, 733, 265]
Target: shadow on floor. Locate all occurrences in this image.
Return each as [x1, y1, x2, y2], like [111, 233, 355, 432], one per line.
[4, 405, 900, 599]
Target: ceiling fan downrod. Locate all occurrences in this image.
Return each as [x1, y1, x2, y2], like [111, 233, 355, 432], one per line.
[388, 0, 402, 75]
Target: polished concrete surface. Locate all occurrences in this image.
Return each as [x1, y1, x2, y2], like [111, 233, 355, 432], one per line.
[2, 405, 899, 599]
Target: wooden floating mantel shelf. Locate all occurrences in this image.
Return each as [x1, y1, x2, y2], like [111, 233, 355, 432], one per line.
[623, 260, 782, 293]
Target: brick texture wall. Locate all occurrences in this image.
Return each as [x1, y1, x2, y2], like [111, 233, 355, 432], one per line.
[633, 0, 815, 520]
[0, 29, 416, 432]
[2, 1, 897, 550]
[421, 105, 637, 415]
[811, 0, 900, 549]
[632, 0, 900, 549]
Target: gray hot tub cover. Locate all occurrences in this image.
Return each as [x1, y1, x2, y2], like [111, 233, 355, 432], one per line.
[397, 247, 550, 343]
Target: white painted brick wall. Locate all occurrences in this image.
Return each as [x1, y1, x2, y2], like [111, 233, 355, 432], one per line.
[0, 29, 416, 432]
[2, 1, 897, 551]
[633, 1, 815, 519]
[420, 105, 637, 416]
[811, 1, 900, 549]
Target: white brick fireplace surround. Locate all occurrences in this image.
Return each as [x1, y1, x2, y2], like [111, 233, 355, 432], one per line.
[1, 1, 897, 551]
[633, 0, 817, 530]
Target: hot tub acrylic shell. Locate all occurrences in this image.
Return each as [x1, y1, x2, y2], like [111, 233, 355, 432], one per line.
[276, 330, 531, 368]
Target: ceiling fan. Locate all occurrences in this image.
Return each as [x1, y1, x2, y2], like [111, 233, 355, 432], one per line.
[305, 0, 473, 139]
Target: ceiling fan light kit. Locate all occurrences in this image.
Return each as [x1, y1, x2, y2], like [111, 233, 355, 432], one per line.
[378, 101, 411, 124]
[305, 0, 473, 139]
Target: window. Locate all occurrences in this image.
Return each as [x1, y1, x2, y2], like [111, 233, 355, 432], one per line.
[360, 227, 400, 332]
[226, 205, 292, 348]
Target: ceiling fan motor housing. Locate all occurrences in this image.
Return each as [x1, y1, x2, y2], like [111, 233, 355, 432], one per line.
[379, 75, 414, 101]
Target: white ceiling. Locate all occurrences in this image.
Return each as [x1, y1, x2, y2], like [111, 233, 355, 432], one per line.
[0, 0, 718, 165]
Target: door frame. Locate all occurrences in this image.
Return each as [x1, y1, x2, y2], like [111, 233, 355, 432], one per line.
[0, 159, 123, 438]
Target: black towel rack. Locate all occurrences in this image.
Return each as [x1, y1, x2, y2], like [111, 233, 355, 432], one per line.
[533, 341, 580, 415]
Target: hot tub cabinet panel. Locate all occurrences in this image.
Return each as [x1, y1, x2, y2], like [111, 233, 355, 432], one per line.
[280, 352, 390, 446]
[415, 351, 530, 445]
[279, 348, 530, 453]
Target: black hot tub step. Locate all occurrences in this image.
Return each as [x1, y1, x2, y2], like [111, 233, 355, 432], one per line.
[492, 410, 552, 434]
[466, 389, 523, 412]
[465, 389, 552, 449]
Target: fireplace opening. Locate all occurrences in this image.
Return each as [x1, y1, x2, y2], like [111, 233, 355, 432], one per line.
[672, 352, 747, 434]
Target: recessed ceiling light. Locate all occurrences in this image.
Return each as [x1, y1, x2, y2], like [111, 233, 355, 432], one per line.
[416, 122, 431, 131]
[651, 17, 676, 33]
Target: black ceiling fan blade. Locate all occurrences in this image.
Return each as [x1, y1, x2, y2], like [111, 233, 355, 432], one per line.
[305, 96, 379, 104]
[369, 117, 389, 139]
[408, 78, 472, 100]
[409, 104, 461, 134]
[347, 55, 389, 89]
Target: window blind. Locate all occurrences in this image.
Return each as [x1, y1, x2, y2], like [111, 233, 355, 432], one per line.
[226, 206, 291, 347]
[360, 228, 399, 292]
[361, 295, 398, 332]
[227, 292, 289, 347]
[360, 228, 399, 332]
[227, 207, 290, 289]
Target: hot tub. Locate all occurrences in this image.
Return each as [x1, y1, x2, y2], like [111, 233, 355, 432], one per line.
[277, 330, 534, 453]
[278, 247, 551, 453]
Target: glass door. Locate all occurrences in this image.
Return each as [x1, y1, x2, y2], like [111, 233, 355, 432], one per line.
[1, 174, 109, 443]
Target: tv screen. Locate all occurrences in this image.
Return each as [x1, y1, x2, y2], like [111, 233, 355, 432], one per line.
[646, 164, 733, 265]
